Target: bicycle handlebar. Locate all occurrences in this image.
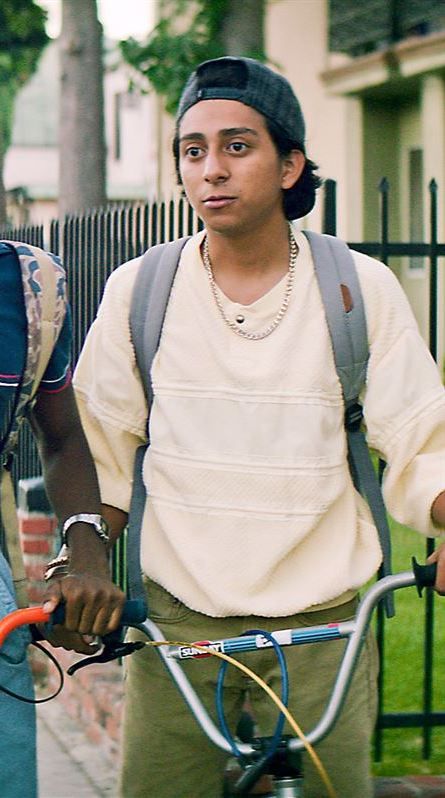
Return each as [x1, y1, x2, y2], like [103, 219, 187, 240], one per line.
[0, 561, 438, 761]
[0, 598, 147, 647]
[163, 558, 437, 662]
[51, 598, 147, 628]
[0, 561, 435, 650]
[125, 558, 438, 760]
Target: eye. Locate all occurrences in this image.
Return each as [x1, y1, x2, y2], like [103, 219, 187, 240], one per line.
[227, 141, 248, 154]
[184, 145, 204, 159]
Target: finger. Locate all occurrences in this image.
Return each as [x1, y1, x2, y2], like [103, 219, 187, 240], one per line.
[78, 595, 122, 637]
[90, 594, 125, 636]
[89, 604, 120, 637]
[107, 603, 125, 633]
[76, 604, 103, 636]
[435, 564, 445, 595]
[42, 580, 63, 614]
[55, 574, 125, 635]
[425, 547, 445, 593]
[58, 576, 85, 631]
[45, 627, 101, 654]
[42, 598, 59, 615]
[72, 635, 101, 655]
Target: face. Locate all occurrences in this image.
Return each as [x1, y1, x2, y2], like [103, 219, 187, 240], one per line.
[178, 99, 304, 236]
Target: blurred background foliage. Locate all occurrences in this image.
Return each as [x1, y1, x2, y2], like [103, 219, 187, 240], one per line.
[120, 0, 266, 114]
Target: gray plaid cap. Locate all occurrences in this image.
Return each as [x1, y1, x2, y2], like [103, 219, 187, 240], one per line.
[177, 57, 306, 146]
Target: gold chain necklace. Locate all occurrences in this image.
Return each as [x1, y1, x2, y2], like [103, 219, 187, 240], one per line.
[202, 225, 297, 341]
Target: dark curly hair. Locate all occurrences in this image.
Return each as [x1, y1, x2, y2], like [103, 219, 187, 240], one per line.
[172, 115, 322, 221]
[264, 119, 322, 220]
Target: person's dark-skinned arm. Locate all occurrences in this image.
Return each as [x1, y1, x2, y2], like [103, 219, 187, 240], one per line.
[30, 383, 125, 652]
[427, 491, 445, 594]
[101, 504, 128, 546]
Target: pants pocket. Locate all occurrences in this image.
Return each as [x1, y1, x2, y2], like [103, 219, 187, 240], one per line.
[144, 577, 194, 623]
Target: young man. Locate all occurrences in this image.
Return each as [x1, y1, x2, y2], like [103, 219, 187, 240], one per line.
[74, 58, 445, 797]
[0, 241, 125, 797]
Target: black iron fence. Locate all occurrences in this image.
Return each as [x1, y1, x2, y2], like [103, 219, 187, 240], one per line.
[1, 181, 445, 761]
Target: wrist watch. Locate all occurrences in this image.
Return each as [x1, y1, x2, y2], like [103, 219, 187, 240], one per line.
[61, 513, 110, 546]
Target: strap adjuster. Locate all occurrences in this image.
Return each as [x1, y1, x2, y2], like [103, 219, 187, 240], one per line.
[345, 402, 363, 432]
[1, 452, 14, 471]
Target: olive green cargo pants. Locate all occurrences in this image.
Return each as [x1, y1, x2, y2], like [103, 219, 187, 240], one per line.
[119, 579, 378, 797]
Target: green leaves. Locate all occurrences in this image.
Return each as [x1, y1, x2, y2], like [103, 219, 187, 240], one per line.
[0, 0, 48, 87]
[120, 0, 238, 115]
[0, 0, 47, 159]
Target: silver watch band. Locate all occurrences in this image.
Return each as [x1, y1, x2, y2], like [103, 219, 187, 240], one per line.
[61, 513, 109, 546]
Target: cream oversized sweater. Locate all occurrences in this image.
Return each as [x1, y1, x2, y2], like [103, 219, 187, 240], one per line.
[74, 230, 445, 617]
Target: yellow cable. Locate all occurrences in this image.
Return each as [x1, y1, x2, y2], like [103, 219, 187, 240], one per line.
[145, 639, 337, 798]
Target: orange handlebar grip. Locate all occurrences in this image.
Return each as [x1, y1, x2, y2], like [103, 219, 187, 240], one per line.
[0, 607, 50, 647]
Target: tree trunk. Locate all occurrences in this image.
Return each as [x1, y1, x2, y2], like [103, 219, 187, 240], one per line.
[59, 0, 106, 219]
[0, 145, 7, 230]
[0, 86, 15, 230]
[218, 0, 265, 57]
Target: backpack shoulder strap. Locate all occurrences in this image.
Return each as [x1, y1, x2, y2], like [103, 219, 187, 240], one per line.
[303, 231, 394, 616]
[130, 237, 190, 412]
[127, 237, 190, 605]
[30, 248, 65, 396]
[302, 231, 368, 405]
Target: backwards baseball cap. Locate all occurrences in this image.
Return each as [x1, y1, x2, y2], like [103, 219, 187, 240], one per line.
[177, 57, 306, 149]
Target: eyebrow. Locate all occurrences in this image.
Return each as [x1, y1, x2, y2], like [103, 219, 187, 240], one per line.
[178, 127, 259, 144]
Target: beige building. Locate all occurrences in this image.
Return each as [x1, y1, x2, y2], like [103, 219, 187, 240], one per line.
[270, 0, 444, 366]
[316, 0, 445, 363]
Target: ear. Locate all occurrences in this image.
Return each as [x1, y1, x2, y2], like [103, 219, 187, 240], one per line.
[281, 150, 306, 190]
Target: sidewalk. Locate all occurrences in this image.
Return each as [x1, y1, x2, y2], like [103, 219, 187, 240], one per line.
[37, 701, 118, 797]
[37, 700, 445, 797]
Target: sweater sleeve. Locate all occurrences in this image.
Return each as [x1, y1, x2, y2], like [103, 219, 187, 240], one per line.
[73, 258, 148, 513]
[356, 253, 445, 537]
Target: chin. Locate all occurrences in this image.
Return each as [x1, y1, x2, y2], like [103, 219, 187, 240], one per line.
[203, 216, 245, 235]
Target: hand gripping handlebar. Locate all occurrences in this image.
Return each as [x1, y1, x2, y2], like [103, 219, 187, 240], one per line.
[0, 598, 146, 656]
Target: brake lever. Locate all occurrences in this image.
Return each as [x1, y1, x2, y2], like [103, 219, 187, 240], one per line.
[67, 637, 146, 675]
[49, 598, 148, 675]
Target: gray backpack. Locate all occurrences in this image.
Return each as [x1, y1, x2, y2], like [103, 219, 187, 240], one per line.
[128, 231, 394, 617]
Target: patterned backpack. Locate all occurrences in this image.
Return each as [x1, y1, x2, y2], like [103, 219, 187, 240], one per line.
[0, 241, 67, 606]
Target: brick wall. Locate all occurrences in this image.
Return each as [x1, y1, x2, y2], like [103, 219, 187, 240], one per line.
[18, 477, 124, 763]
[41, 646, 124, 763]
[17, 476, 58, 605]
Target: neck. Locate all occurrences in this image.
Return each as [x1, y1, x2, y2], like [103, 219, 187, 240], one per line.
[205, 218, 292, 278]
[203, 219, 295, 306]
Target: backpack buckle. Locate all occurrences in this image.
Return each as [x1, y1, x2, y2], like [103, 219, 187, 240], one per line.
[1, 451, 14, 471]
[345, 402, 363, 432]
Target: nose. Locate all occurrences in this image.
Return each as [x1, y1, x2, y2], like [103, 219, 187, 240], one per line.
[203, 149, 229, 183]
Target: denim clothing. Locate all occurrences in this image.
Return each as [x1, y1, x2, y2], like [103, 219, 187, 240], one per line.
[0, 551, 36, 798]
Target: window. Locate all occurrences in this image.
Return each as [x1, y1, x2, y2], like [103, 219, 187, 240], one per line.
[113, 93, 122, 161]
[408, 147, 424, 271]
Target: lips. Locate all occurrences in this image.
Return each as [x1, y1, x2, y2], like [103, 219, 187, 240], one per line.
[202, 196, 236, 209]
